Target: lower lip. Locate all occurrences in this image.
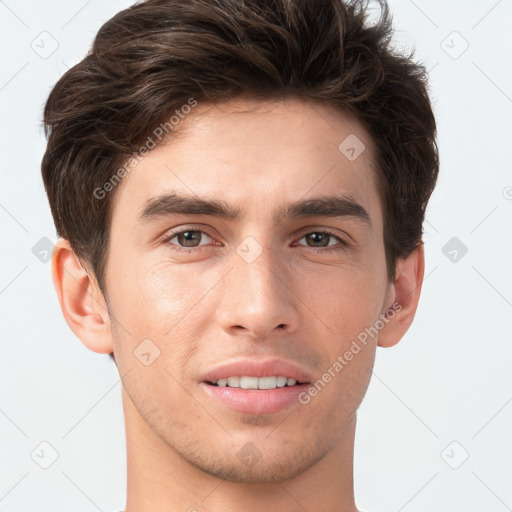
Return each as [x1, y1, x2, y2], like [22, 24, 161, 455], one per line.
[200, 382, 310, 414]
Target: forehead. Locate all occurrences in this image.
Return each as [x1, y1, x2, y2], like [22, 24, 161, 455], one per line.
[110, 96, 382, 228]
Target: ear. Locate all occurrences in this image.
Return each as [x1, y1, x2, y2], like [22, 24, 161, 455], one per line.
[51, 238, 113, 354]
[377, 243, 425, 348]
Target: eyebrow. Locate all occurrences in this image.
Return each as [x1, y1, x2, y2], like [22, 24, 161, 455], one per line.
[137, 192, 372, 228]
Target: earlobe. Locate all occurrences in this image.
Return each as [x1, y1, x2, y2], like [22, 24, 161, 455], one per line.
[51, 238, 113, 355]
[377, 243, 425, 348]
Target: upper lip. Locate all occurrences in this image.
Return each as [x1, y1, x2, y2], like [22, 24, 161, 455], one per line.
[201, 357, 313, 384]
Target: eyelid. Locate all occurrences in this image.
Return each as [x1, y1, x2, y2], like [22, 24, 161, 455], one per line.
[161, 225, 218, 247]
[294, 225, 351, 243]
[293, 230, 349, 248]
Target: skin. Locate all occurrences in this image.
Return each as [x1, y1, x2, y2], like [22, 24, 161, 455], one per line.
[52, 96, 424, 512]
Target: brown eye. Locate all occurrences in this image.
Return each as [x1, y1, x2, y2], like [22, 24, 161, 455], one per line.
[163, 228, 215, 251]
[296, 231, 347, 250]
[303, 232, 333, 247]
[176, 230, 203, 247]
[299, 230, 350, 254]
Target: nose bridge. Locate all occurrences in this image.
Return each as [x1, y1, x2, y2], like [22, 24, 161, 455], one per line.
[218, 240, 299, 336]
[239, 242, 281, 304]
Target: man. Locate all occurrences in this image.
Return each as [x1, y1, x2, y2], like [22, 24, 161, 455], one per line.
[41, 0, 439, 510]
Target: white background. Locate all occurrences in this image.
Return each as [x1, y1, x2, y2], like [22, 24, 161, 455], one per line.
[1, 1, 511, 511]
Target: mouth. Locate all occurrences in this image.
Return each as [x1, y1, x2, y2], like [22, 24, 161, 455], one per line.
[199, 357, 313, 414]
[201, 376, 311, 415]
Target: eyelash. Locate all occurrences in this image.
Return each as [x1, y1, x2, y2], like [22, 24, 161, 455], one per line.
[161, 227, 349, 254]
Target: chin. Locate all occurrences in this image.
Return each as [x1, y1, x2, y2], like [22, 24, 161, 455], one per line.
[183, 441, 325, 484]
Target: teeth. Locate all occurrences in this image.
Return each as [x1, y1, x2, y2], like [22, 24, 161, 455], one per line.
[227, 376, 240, 387]
[276, 376, 287, 387]
[240, 376, 258, 389]
[213, 376, 302, 389]
[258, 376, 277, 389]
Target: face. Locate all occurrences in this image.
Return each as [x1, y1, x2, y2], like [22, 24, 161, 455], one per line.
[104, 97, 393, 483]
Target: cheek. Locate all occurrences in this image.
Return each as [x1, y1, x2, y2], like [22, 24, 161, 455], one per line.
[303, 259, 385, 333]
[108, 258, 219, 369]
[109, 255, 192, 328]
[297, 259, 385, 405]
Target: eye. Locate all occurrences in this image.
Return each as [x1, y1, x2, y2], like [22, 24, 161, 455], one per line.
[294, 230, 349, 253]
[161, 227, 349, 254]
[162, 228, 216, 251]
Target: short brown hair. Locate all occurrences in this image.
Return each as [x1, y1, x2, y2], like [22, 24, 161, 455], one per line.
[41, 0, 439, 360]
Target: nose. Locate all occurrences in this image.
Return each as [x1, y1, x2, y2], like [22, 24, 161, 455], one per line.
[216, 244, 300, 339]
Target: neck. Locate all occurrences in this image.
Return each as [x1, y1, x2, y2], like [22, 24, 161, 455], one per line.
[122, 385, 359, 512]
